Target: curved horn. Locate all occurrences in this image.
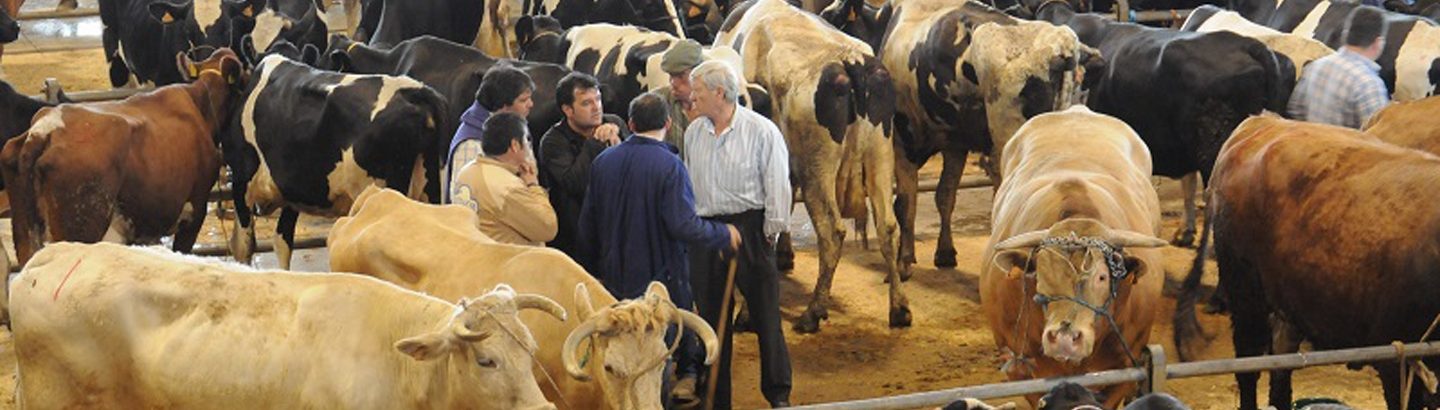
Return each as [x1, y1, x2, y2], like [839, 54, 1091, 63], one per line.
[994, 230, 1049, 250]
[645, 281, 672, 303]
[452, 320, 490, 343]
[677, 308, 720, 366]
[515, 293, 568, 322]
[561, 317, 600, 380]
[1105, 229, 1168, 248]
[574, 282, 597, 321]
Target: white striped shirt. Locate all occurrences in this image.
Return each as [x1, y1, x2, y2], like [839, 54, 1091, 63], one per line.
[684, 105, 792, 237]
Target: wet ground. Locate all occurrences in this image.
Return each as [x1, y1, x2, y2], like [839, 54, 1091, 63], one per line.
[0, 3, 1393, 409]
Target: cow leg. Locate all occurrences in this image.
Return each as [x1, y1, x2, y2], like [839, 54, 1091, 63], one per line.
[170, 195, 208, 254]
[1267, 314, 1302, 410]
[866, 139, 909, 328]
[228, 182, 257, 265]
[793, 173, 843, 334]
[1171, 172, 1200, 247]
[932, 149, 966, 269]
[893, 151, 921, 279]
[275, 207, 299, 270]
[1221, 252, 1270, 410]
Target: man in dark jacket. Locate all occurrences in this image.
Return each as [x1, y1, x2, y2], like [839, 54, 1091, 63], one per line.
[539, 72, 628, 258]
[446, 65, 535, 202]
[578, 93, 740, 406]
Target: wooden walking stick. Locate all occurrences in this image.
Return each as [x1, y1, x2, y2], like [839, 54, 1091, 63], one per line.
[703, 257, 740, 410]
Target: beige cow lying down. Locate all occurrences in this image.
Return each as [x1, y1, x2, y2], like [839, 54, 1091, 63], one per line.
[328, 186, 720, 410]
[9, 242, 564, 410]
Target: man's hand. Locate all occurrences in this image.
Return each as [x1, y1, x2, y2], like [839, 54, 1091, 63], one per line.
[682, 101, 701, 123]
[518, 161, 540, 186]
[727, 224, 742, 251]
[594, 123, 622, 147]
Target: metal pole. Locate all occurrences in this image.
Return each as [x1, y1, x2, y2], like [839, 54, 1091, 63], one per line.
[1167, 341, 1440, 379]
[1142, 344, 1167, 394]
[16, 7, 99, 20]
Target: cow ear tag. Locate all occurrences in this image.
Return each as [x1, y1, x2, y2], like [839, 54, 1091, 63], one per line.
[688, 4, 701, 17]
[847, 9, 857, 22]
[242, 5, 253, 17]
[162, 12, 175, 23]
[187, 63, 198, 79]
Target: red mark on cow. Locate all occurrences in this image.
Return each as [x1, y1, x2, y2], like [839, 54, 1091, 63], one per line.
[51, 258, 83, 302]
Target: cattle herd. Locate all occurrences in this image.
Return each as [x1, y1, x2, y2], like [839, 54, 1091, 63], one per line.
[0, 0, 1435, 407]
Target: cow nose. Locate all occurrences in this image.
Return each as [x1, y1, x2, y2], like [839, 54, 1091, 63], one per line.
[521, 403, 557, 410]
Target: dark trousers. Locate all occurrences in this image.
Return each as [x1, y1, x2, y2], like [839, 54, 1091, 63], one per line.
[690, 210, 792, 409]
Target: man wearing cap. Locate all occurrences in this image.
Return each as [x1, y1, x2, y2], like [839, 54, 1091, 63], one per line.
[655, 39, 705, 157]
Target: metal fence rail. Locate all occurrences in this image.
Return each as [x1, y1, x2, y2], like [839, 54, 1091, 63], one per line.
[15, 7, 99, 20]
[789, 341, 1440, 410]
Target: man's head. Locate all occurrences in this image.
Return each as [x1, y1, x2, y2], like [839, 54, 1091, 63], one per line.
[557, 72, 604, 131]
[477, 65, 536, 118]
[628, 93, 671, 138]
[662, 40, 704, 103]
[689, 60, 741, 121]
[481, 112, 532, 166]
[1343, 6, 1388, 59]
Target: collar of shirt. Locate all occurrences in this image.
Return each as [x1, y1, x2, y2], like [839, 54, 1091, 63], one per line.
[625, 134, 679, 153]
[476, 156, 521, 175]
[1338, 48, 1382, 73]
[696, 105, 751, 139]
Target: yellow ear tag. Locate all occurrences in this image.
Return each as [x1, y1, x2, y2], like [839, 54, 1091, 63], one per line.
[162, 12, 175, 23]
[242, 5, 253, 17]
[188, 64, 198, 78]
[688, 4, 701, 17]
[847, 9, 857, 22]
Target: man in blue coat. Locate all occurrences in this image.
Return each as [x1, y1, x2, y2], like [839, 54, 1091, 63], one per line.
[577, 92, 740, 406]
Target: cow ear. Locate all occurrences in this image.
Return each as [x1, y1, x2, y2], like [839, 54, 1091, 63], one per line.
[175, 51, 198, 82]
[993, 249, 1030, 280]
[147, 0, 191, 24]
[395, 332, 455, 361]
[1122, 255, 1149, 281]
[1079, 47, 1106, 90]
[516, 16, 535, 48]
[961, 61, 979, 85]
[239, 34, 258, 64]
[329, 49, 353, 72]
[301, 44, 320, 66]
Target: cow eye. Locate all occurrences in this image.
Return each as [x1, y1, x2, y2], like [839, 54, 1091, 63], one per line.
[604, 364, 617, 374]
[476, 357, 498, 368]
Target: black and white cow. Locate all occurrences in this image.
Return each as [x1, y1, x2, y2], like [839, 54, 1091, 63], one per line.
[474, 0, 693, 58]
[718, 0, 907, 333]
[319, 35, 569, 173]
[1385, 0, 1440, 21]
[100, 0, 207, 87]
[0, 79, 69, 194]
[204, 0, 329, 65]
[1245, 0, 1440, 101]
[1033, 2, 1294, 246]
[833, 0, 1104, 275]
[220, 54, 448, 269]
[517, 21, 771, 120]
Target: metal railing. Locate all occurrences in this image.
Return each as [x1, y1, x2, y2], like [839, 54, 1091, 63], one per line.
[15, 7, 99, 20]
[787, 341, 1440, 409]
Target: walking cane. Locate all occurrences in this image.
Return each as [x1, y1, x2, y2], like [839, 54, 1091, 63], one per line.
[703, 257, 740, 410]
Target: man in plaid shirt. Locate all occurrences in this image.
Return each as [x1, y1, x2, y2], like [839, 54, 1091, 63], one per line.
[1288, 6, 1390, 129]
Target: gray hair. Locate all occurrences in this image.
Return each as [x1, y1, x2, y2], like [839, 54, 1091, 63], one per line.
[690, 60, 741, 104]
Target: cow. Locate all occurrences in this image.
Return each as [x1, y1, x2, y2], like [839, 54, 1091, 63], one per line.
[0, 0, 21, 66]
[981, 106, 1168, 408]
[1363, 94, 1440, 153]
[1182, 5, 1334, 79]
[716, 0, 907, 333]
[100, 0, 207, 87]
[515, 22, 772, 120]
[0, 79, 61, 152]
[327, 186, 721, 410]
[1032, 1, 1294, 247]
[320, 35, 569, 168]
[10, 242, 564, 410]
[1385, 0, 1440, 21]
[1242, 0, 1440, 101]
[475, 0, 691, 58]
[1030, 381, 1191, 410]
[0, 48, 243, 268]
[219, 54, 448, 270]
[833, 0, 1104, 276]
[203, 0, 329, 65]
[1173, 116, 1440, 410]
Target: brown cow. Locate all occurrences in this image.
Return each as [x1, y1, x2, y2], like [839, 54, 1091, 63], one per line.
[0, 47, 244, 266]
[1175, 116, 1440, 410]
[1364, 95, 1440, 154]
[981, 106, 1167, 408]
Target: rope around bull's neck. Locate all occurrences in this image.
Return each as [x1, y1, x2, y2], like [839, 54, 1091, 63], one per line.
[1006, 235, 1142, 371]
[485, 310, 576, 410]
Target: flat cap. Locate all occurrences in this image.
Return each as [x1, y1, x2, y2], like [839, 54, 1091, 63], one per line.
[661, 40, 705, 74]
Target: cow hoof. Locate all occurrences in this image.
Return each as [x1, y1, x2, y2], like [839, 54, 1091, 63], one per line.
[934, 249, 957, 269]
[889, 306, 912, 328]
[792, 309, 826, 334]
[56, 0, 78, 10]
[776, 252, 794, 272]
[899, 264, 913, 282]
[1171, 229, 1197, 248]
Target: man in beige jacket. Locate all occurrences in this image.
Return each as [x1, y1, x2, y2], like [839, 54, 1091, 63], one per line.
[451, 112, 558, 245]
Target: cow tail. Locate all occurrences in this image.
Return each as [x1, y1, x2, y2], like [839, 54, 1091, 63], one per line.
[1172, 191, 1214, 362]
[1, 128, 50, 267]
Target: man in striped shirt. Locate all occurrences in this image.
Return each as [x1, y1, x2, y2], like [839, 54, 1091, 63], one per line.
[684, 60, 793, 409]
[1287, 6, 1390, 128]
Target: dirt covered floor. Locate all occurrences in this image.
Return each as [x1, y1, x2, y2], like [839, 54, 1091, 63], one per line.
[0, 5, 1390, 407]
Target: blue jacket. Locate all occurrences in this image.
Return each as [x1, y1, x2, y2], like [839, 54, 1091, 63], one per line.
[577, 135, 730, 301]
[447, 102, 491, 167]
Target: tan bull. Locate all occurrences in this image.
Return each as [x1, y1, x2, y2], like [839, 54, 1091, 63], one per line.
[980, 106, 1167, 408]
[10, 242, 563, 410]
[1364, 95, 1440, 154]
[328, 186, 719, 410]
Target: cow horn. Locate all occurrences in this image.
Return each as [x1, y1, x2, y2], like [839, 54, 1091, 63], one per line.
[645, 281, 671, 303]
[561, 316, 600, 381]
[677, 308, 720, 366]
[452, 320, 490, 343]
[575, 282, 597, 321]
[994, 230, 1049, 250]
[1105, 229, 1168, 248]
[515, 293, 567, 322]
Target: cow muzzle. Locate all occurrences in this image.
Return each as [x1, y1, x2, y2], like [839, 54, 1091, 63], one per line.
[1042, 322, 1094, 363]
